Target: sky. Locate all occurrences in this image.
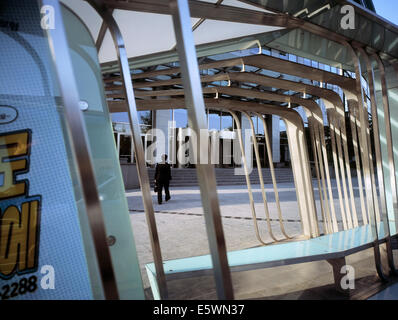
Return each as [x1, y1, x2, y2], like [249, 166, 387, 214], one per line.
[373, 0, 398, 25]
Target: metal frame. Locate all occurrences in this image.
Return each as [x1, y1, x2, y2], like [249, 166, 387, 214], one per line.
[53, 0, 398, 297]
[86, 0, 169, 299]
[107, 57, 361, 232]
[241, 111, 291, 240]
[223, 102, 318, 238]
[41, 0, 119, 299]
[371, 53, 398, 275]
[255, 112, 295, 236]
[227, 110, 272, 245]
[346, 43, 388, 281]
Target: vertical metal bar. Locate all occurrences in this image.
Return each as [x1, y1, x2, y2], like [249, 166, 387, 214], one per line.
[373, 54, 398, 226]
[348, 102, 369, 224]
[169, 0, 234, 299]
[349, 45, 388, 281]
[340, 116, 360, 227]
[360, 48, 396, 274]
[255, 113, 293, 237]
[328, 112, 348, 230]
[334, 114, 354, 229]
[315, 116, 338, 232]
[308, 118, 328, 234]
[241, 111, 279, 242]
[86, 0, 169, 299]
[373, 53, 398, 274]
[314, 122, 333, 233]
[228, 111, 270, 245]
[41, 0, 119, 299]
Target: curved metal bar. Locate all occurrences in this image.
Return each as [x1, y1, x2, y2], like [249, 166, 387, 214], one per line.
[313, 120, 334, 233]
[225, 72, 357, 229]
[227, 110, 273, 245]
[242, 111, 291, 240]
[217, 87, 332, 234]
[285, 106, 328, 234]
[43, 0, 119, 299]
[294, 106, 336, 233]
[347, 101, 369, 224]
[306, 112, 328, 233]
[220, 102, 318, 238]
[326, 111, 349, 230]
[372, 53, 398, 275]
[131, 83, 330, 236]
[241, 111, 279, 241]
[336, 106, 361, 228]
[131, 96, 319, 238]
[332, 112, 355, 228]
[132, 78, 341, 233]
[345, 43, 388, 282]
[87, 0, 169, 299]
[117, 55, 361, 231]
[169, 0, 234, 300]
[128, 54, 355, 92]
[360, 47, 397, 275]
[255, 112, 296, 238]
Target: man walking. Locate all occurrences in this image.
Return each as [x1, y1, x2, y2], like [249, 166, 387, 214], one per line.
[155, 154, 172, 204]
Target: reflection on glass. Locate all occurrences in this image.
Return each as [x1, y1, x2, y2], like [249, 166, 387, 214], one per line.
[138, 110, 151, 133]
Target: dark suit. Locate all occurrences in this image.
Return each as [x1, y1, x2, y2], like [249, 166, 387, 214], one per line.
[155, 163, 171, 204]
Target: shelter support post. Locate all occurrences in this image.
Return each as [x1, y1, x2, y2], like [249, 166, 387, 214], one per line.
[87, 0, 169, 299]
[170, 0, 234, 299]
[43, 0, 119, 299]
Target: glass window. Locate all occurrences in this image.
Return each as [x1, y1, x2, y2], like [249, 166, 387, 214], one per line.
[174, 109, 188, 128]
[119, 134, 132, 163]
[138, 110, 151, 133]
[221, 112, 233, 130]
[208, 110, 220, 130]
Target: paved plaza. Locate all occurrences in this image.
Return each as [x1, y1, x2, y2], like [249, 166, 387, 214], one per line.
[127, 179, 393, 299]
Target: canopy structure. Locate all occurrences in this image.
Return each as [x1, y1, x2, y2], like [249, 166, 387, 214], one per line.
[61, 0, 398, 73]
[4, 0, 398, 301]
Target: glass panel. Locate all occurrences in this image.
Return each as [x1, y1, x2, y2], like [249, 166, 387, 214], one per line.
[61, 5, 144, 299]
[0, 1, 144, 299]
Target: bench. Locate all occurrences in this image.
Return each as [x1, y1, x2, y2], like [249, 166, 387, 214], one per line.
[146, 223, 396, 299]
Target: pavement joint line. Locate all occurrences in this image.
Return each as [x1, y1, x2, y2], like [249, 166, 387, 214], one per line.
[129, 209, 359, 225]
[128, 209, 330, 223]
